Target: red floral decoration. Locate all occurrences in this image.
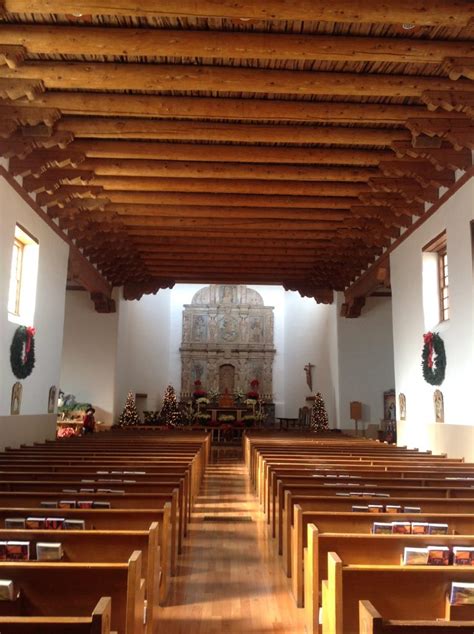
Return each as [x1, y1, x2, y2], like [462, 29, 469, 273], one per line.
[192, 379, 207, 399]
[246, 378, 260, 400]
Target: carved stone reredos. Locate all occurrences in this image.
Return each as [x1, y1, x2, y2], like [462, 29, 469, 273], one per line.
[180, 284, 275, 399]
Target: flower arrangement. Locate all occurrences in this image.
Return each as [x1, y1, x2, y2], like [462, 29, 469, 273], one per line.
[192, 379, 207, 399]
[207, 388, 219, 402]
[233, 387, 245, 401]
[218, 414, 235, 423]
[194, 412, 211, 425]
[195, 396, 210, 406]
[57, 426, 76, 438]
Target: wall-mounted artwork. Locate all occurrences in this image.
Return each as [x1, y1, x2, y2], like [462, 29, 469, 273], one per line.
[11, 382, 22, 415]
[48, 385, 57, 414]
[383, 389, 396, 421]
[434, 389, 444, 423]
[399, 393, 406, 421]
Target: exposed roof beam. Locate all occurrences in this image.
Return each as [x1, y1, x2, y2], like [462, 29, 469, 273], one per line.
[11, 93, 458, 125]
[56, 118, 410, 146]
[3, 1, 473, 27]
[5, 63, 473, 97]
[67, 141, 390, 165]
[71, 159, 377, 182]
[2, 25, 474, 64]
[87, 176, 369, 197]
[106, 203, 350, 221]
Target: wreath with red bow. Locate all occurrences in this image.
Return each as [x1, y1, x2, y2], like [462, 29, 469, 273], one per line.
[10, 325, 36, 379]
[421, 331, 446, 386]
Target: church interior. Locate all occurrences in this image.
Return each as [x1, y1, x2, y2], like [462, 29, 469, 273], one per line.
[0, 2, 473, 633]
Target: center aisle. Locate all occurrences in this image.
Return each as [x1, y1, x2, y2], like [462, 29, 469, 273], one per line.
[159, 447, 305, 633]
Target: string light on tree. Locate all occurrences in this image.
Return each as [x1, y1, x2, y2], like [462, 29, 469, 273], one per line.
[118, 391, 141, 426]
[310, 392, 329, 433]
[159, 385, 181, 427]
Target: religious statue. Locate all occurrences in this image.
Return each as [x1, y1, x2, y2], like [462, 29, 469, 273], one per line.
[48, 386, 57, 414]
[434, 389, 444, 423]
[399, 393, 406, 421]
[304, 363, 314, 392]
[11, 382, 22, 415]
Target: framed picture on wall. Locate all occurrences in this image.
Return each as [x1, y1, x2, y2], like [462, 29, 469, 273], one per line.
[383, 389, 396, 421]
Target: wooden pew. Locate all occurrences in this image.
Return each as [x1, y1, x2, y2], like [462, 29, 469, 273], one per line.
[0, 505, 171, 604]
[285, 494, 474, 583]
[0, 551, 145, 634]
[305, 527, 474, 633]
[281, 489, 474, 561]
[0, 524, 161, 631]
[359, 600, 474, 634]
[270, 471, 474, 535]
[0, 489, 181, 564]
[0, 596, 114, 634]
[321, 552, 474, 634]
[292, 508, 474, 609]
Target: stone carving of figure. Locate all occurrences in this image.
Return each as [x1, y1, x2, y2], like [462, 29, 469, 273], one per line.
[192, 315, 207, 341]
[221, 285, 234, 303]
[208, 314, 217, 342]
[434, 389, 444, 423]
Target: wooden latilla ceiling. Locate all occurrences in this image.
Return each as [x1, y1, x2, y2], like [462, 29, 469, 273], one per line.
[0, 2, 473, 314]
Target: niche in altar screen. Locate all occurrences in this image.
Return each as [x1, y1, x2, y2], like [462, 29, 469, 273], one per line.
[219, 364, 235, 394]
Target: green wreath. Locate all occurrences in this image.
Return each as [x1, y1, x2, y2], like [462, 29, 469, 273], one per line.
[421, 331, 446, 386]
[10, 326, 36, 379]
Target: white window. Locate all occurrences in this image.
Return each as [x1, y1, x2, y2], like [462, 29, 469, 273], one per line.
[422, 231, 448, 330]
[7, 224, 39, 326]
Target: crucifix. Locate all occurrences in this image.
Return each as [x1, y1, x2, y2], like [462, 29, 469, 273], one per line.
[304, 362, 314, 392]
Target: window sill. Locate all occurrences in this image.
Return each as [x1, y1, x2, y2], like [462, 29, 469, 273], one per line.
[7, 312, 33, 327]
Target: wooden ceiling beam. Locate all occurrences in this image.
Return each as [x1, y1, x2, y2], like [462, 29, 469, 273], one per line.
[2, 24, 474, 65]
[421, 90, 474, 118]
[391, 141, 472, 171]
[6, 63, 472, 97]
[66, 140, 390, 166]
[0, 104, 60, 127]
[108, 203, 349, 221]
[89, 177, 369, 197]
[134, 243, 378, 257]
[117, 216, 344, 231]
[0, 77, 44, 101]
[10, 92, 464, 125]
[76, 158, 377, 182]
[72, 175, 368, 197]
[3, 1, 473, 27]
[102, 191, 356, 209]
[56, 118, 410, 146]
[406, 117, 474, 150]
[343, 256, 390, 318]
[126, 228, 338, 240]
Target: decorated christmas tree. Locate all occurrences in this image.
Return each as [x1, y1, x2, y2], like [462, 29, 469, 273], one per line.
[310, 392, 329, 433]
[118, 391, 141, 426]
[159, 385, 181, 427]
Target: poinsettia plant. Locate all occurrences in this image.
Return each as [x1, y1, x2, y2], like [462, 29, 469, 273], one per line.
[246, 378, 260, 400]
[192, 379, 207, 399]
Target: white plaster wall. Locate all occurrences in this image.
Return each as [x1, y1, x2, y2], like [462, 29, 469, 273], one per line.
[282, 291, 337, 422]
[391, 178, 474, 458]
[114, 289, 172, 417]
[60, 290, 118, 423]
[0, 173, 68, 447]
[336, 293, 395, 429]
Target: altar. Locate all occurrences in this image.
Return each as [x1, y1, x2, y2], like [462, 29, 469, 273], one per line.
[210, 408, 246, 424]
